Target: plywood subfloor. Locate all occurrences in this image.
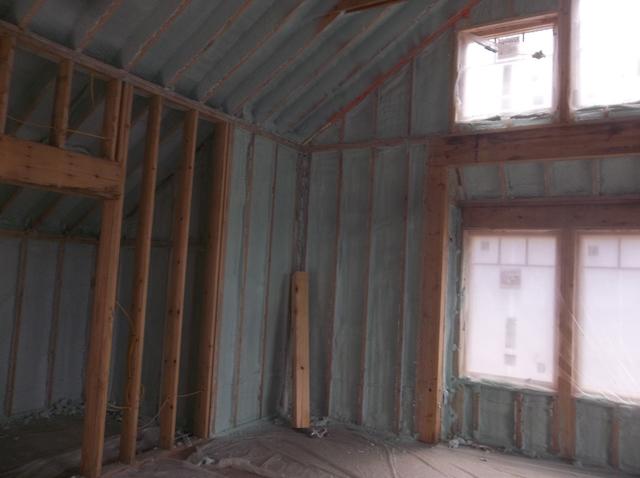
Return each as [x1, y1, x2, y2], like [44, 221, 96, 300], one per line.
[107, 423, 631, 478]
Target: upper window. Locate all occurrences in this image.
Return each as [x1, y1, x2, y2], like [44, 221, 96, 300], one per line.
[574, 0, 640, 110]
[462, 233, 557, 389]
[577, 234, 640, 403]
[455, 20, 557, 124]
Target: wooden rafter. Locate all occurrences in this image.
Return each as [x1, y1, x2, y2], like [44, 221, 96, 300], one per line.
[75, 0, 125, 51]
[165, 0, 253, 88]
[305, 0, 480, 143]
[30, 194, 63, 230]
[259, 7, 390, 124]
[231, 5, 342, 115]
[50, 59, 73, 147]
[198, 1, 306, 103]
[18, 0, 47, 29]
[123, 0, 192, 71]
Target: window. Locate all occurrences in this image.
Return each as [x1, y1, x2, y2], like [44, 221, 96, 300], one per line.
[577, 234, 640, 403]
[462, 233, 557, 388]
[574, 0, 640, 110]
[455, 20, 557, 124]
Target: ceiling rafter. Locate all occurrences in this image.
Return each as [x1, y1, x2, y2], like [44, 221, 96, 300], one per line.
[230, 4, 345, 116]
[165, 0, 253, 88]
[75, 0, 126, 51]
[18, 0, 46, 29]
[258, 7, 391, 125]
[282, 1, 440, 132]
[123, 0, 192, 71]
[304, 0, 480, 143]
[198, 1, 308, 104]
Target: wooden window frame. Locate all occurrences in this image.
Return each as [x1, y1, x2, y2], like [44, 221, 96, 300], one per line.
[452, 12, 561, 129]
[459, 202, 640, 459]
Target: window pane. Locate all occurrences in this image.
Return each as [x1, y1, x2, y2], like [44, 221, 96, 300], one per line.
[458, 27, 555, 122]
[463, 235, 557, 387]
[575, 0, 640, 109]
[577, 235, 640, 403]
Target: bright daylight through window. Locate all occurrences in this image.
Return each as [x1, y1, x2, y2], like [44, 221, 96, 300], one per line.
[462, 234, 557, 388]
[456, 25, 555, 123]
[577, 235, 640, 404]
[574, 0, 640, 110]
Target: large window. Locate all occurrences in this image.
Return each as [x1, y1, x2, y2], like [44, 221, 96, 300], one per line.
[462, 233, 557, 388]
[577, 234, 640, 402]
[462, 228, 640, 404]
[574, 0, 640, 110]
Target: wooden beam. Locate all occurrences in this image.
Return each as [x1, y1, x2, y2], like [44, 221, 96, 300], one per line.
[119, 96, 163, 464]
[0, 20, 302, 150]
[462, 203, 640, 230]
[30, 195, 63, 230]
[0, 134, 123, 198]
[194, 122, 233, 439]
[305, 0, 480, 144]
[291, 271, 311, 429]
[80, 81, 132, 478]
[558, 0, 572, 123]
[416, 165, 449, 444]
[331, 0, 407, 14]
[75, 0, 125, 51]
[165, 1, 252, 88]
[50, 59, 74, 147]
[158, 110, 199, 449]
[18, 0, 47, 29]
[431, 120, 640, 166]
[123, 0, 192, 71]
[102, 78, 122, 160]
[555, 228, 576, 460]
[198, 2, 306, 103]
[0, 34, 15, 134]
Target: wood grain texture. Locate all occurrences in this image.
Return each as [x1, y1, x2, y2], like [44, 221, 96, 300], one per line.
[80, 82, 132, 478]
[0, 134, 123, 198]
[119, 95, 163, 464]
[0, 34, 15, 134]
[194, 122, 233, 439]
[291, 271, 310, 429]
[159, 110, 199, 449]
[431, 120, 640, 166]
[50, 59, 74, 147]
[416, 165, 449, 444]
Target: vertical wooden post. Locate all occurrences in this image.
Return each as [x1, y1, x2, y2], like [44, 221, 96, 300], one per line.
[555, 228, 576, 459]
[291, 271, 310, 429]
[119, 95, 163, 464]
[50, 59, 73, 147]
[102, 78, 122, 161]
[558, 0, 573, 123]
[194, 122, 233, 439]
[416, 165, 449, 444]
[80, 82, 132, 478]
[158, 110, 199, 449]
[0, 34, 15, 134]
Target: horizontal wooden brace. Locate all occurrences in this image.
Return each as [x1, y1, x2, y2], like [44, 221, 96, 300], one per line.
[462, 202, 640, 230]
[431, 120, 640, 166]
[0, 134, 123, 198]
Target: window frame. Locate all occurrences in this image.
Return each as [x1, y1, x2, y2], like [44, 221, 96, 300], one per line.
[453, 13, 561, 127]
[459, 203, 640, 406]
[460, 229, 561, 393]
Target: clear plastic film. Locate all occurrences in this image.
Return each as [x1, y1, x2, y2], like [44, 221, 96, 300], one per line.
[461, 233, 640, 406]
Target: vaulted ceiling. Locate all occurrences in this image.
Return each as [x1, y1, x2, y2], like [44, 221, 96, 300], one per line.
[0, 0, 447, 143]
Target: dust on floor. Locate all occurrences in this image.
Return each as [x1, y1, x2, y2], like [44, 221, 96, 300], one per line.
[108, 423, 632, 478]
